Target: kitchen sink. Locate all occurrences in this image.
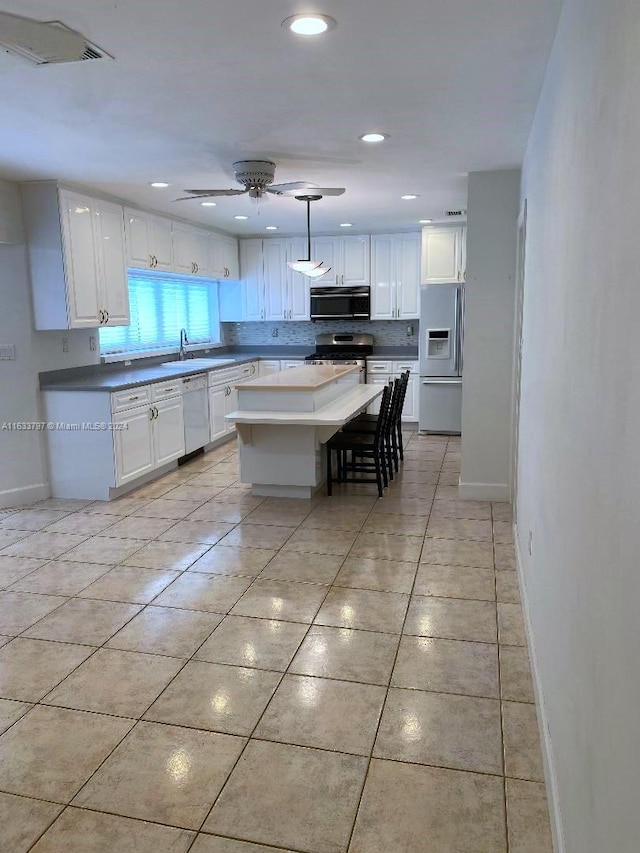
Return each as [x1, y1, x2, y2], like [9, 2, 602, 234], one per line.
[161, 358, 238, 369]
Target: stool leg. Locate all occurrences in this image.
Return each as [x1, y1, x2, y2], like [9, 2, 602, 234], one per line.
[374, 450, 384, 498]
[326, 446, 333, 496]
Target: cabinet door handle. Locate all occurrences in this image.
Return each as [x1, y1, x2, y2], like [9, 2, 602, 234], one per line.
[104, 309, 109, 324]
[341, 274, 344, 284]
[128, 394, 140, 401]
[149, 407, 154, 420]
[149, 254, 154, 268]
[98, 310, 104, 324]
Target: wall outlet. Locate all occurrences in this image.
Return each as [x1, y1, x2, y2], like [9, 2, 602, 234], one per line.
[528, 529, 533, 556]
[407, 324, 414, 337]
[271, 327, 279, 338]
[89, 336, 97, 352]
[62, 337, 69, 353]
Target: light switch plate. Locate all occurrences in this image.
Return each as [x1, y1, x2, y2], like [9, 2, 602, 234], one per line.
[0, 344, 15, 360]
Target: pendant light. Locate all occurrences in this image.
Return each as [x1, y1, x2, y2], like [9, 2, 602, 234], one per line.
[287, 195, 331, 277]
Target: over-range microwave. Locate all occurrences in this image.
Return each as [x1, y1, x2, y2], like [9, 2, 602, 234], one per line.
[309, 285, 370, 321]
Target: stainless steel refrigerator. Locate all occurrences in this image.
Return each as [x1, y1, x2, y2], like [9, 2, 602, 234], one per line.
[419, 283, 464, 434]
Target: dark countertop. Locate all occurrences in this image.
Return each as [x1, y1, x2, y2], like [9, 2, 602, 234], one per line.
[39, 346, 418, 393]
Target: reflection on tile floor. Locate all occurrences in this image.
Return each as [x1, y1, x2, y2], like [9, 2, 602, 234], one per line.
[0, 432, 553, 852]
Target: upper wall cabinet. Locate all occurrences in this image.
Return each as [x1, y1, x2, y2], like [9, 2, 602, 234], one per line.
[172, 223, 212, 276]
[124, 208, 173, 271]
[22, 183, 130, 330]
[311, 235, 370, 286]
[421, 225, 466, 284]
[211, 234, 240, 281]
[370, 233, 421, 320]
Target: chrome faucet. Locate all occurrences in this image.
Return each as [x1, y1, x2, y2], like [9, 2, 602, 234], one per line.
[179, 328, 189, 360]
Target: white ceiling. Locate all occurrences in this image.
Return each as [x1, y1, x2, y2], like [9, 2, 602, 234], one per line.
[0, 0, 561, 236]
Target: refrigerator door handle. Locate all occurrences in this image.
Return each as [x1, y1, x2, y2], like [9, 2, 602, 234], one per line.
[457, 285, 465, 376]
[452, 287, 460, 373]
[422, 379, 462, 386]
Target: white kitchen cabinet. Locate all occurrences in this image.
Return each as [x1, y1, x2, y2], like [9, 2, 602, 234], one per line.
[172, 223, 211, 276]
[259, 360, 281, 377]
[113, 405, 155, 486]
[124, 208, 173, 271]
[112, 387, 184, 487]
[287, 238, 310, 321]
[153, 395, 185, 466]
[366, 359, 419, 422]
[421, 225, 466, 284]
[22, 183, 130, 330]
[209, 384, 228, 442]
[240, 239, 265, 321]
[262, 238, 310, 322]
[263, 239, 288, 321]
[94, 198, 130, 326]
[371, 233, 420, 320]
[211, 234, 240, 280]
[311, 235, 370, 286]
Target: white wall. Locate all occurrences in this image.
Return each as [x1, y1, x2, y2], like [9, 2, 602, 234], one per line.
[518, 1, 640, 850]
[459, 169, 520, 500]
[0, 180, 98, 507]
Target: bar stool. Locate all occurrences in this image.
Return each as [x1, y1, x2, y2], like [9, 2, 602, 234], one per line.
[325, 383, 393, 498]
[342, 371, 410, 475]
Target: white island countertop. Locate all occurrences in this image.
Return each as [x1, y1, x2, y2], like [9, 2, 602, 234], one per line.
[235, 363, 358, 391]
[227, 383, 383, 426]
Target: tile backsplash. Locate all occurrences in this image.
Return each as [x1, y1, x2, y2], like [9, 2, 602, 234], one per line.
[222, 320, 419, 348]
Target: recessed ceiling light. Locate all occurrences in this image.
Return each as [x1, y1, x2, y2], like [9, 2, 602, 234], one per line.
[265, 225, 278, 230]
[234, 215, 249, 220]
[401, 194, 418, 200]
[340, 223, 353, 227]
[419, 219, 433, 224]
[150, 182, 169, 188]
[282, 14, 337, 36]
[359, 133, 388, 143]
[200, 201, 217, 207]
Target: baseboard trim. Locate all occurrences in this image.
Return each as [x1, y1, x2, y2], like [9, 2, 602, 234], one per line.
[0, 482, 49, 509]
[514, 523, 566, 853]
[457, 481, 510, 501]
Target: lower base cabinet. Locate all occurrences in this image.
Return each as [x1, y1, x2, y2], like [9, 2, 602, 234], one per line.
[113, 394, 184, 487]
[366, 360, 419, 421]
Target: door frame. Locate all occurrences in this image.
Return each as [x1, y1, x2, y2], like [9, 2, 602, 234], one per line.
[509, 199, 527, 517]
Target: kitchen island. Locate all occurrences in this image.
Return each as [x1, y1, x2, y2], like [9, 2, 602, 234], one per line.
[225, 364, 384, 498]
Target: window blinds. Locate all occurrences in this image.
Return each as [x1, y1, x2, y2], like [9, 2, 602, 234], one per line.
[99, 272, 220, 355]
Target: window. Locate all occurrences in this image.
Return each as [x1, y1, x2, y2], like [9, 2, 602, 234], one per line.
[99, 271, 220, 356]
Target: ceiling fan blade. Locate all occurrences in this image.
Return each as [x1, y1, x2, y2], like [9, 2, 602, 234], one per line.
[276, 186, 346, 197]
[177, 188, 247, 197]
[267, 181, 319, 194]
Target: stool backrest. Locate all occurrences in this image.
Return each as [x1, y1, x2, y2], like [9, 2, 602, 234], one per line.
[374, 382, 393, 448]
[396, 370, 410, 422]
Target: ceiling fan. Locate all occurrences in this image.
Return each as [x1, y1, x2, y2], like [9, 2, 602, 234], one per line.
[175, 160, 345, 202]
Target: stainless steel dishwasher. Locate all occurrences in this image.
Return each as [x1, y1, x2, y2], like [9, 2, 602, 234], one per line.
[181, 374, 209, 454]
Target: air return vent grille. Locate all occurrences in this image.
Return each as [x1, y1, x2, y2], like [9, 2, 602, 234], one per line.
[0, 13, 112, 66]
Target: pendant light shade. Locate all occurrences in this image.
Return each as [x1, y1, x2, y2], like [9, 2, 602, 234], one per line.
[287, 259, 323, 273]
[287, 194, 330, 278]
[304, 263, 332, 278]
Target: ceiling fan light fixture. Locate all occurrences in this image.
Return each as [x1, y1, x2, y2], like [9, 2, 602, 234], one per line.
[282, 14, 337, 36]
[287, 259, 323, 273]
[359, 133, 388, 143]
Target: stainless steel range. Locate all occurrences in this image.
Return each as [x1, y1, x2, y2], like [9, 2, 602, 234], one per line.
[304, 333, 374, 382]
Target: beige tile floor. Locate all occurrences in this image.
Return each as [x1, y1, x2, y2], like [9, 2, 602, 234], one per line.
[0, 432, 553, 852]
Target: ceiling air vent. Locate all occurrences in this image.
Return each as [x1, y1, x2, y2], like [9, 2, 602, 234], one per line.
[0, 12, 112, 66]
[444, 209, 467, 217]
